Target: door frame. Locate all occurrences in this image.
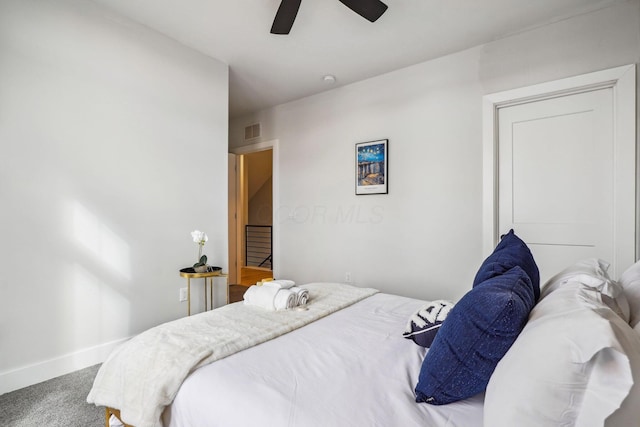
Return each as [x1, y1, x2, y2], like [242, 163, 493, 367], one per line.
[482, 64, 636, 269]
[230, 139, 279, 282]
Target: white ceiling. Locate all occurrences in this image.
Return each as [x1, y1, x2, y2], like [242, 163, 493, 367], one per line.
[89, 0, 624, 118]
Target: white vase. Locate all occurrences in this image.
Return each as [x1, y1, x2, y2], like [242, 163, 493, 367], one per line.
[194, 265, 208, 273]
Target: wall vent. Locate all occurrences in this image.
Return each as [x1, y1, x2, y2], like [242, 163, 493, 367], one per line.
[244, 123, 261, 141]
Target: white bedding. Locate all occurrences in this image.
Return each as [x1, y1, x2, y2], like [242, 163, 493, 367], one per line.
[89, 283, 378, 427]
[163, 293, 484, 427]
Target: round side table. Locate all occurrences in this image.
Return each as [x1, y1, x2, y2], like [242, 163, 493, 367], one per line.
[179, 268, 229, 316]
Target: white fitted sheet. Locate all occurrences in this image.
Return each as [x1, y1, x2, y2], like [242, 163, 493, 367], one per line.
[163, 293, 484, 427]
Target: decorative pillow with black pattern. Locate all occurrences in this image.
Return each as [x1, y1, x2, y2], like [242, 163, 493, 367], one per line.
[403, 300, 454, 348]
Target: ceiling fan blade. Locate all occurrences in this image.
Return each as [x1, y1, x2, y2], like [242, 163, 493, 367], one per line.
[338, 0, 388, 22]
[271, 0, 302, 34]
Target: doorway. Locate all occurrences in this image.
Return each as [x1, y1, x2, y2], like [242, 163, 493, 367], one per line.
[228, 141, 278, 300]
[241, 149, 273, 285]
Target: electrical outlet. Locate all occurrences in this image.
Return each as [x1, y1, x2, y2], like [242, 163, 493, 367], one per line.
[345, 272, 352, 283]
[179, 287, 187, 302]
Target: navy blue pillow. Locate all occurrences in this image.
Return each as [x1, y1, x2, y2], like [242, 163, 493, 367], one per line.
[415, 266, 535, 405]
[403, 300, 454, 348]
[473, 229, 540, 301]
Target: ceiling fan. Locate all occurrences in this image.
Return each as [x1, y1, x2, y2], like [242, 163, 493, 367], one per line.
[271, 0, 388, 35]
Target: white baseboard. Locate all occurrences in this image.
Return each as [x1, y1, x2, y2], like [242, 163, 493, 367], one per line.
[0, 337, 130, 395]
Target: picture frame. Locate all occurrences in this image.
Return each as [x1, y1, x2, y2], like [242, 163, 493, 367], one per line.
[356, 139, 388, 195]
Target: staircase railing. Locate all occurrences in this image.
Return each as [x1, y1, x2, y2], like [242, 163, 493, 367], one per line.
[245, 225, 272, 270]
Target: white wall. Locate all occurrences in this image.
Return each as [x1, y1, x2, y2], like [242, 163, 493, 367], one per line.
[0, 0, 228, 393]
[230, 1, 640, 302]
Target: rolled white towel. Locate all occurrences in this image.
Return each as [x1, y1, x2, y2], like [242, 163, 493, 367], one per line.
[243, 285, 280, 310]
[263, 279, 295, 289]
[290, 286, 309, 306]
[273, 289, 297, 310]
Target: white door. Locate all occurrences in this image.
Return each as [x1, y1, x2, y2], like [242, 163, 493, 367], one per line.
[498, 89, 613, 283]
[483, 65, 636, 285]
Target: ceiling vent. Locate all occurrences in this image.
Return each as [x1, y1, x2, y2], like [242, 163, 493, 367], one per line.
[244, 123, 261, 141]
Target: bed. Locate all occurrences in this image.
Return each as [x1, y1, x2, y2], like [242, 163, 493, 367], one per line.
[88, 231, 640, 427]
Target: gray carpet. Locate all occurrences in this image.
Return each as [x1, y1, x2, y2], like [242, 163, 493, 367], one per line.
[0, 364, 103, 427]
[1, 294, 246, 427]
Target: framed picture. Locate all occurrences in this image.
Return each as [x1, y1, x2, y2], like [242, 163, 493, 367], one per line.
[356, 139, 388, 195]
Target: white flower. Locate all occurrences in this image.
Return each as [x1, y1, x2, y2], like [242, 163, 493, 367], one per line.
[191, 230, 208, 263]
[191, 230, 208, 245]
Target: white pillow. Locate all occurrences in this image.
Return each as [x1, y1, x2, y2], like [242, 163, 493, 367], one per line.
[484, 267, 640, 427]
[541, 258, 630, 322]
[618, 260, 640, 328]
[605, 318, 640, 426]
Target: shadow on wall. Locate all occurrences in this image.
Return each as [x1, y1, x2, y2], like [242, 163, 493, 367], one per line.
[66, 200, 132, 345]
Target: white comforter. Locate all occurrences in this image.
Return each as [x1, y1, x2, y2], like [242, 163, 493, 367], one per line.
[87, 283, 378, 427]
[164, 293, 484, 427]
